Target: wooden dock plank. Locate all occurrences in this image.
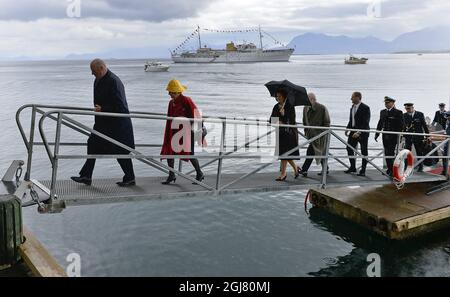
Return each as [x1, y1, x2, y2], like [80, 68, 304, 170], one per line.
[19, 226, 66, 277]
[309, 182, 450, 239]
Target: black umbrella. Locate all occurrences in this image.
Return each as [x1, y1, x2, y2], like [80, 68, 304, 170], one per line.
[265, 80, 311, 106]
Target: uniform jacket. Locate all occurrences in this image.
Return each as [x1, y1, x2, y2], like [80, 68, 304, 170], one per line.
[433, 110, 448, 130]
[375, 107, 404, 142]
[403, 111, 429, 140]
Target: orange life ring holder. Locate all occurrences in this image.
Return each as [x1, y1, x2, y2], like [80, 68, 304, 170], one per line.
[393, 149, 414, 183]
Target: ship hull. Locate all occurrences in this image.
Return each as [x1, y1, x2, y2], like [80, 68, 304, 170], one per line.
[172, 49, 294, 63]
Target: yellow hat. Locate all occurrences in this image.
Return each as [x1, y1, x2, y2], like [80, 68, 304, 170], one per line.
[166, 79, 187, 93]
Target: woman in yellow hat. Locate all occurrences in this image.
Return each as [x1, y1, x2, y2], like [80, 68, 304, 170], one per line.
[160, 79, 205, 184]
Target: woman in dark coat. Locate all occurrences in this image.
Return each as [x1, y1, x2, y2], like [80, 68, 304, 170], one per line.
[270, 89, 300, 181]
[160, 79, 205, 185]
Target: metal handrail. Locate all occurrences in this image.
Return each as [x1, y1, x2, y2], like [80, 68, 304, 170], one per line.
[17, 103, 450, 137]
[16, 103, 450, 207]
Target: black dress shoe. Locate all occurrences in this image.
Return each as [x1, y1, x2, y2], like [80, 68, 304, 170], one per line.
[294, 168, 300, 179]
[192, 172, 205, 184]
[344, 168, 357, 174]
[357, 171, 366, 177]
[116, 180, 136, 187]
[276, 175, 287, 181]
[162, 175, 176, 185]
[71, 176, 92, 186]
[295, 168, 308, 178]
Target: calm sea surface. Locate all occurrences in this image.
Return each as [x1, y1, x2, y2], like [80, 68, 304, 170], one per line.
[1, 54, 450, 276]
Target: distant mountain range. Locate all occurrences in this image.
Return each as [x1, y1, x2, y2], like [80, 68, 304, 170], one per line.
[3, 26, 450, 61]
[288, 26, 450, 54]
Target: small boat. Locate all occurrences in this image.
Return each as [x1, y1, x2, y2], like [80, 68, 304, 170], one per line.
[144, 61, 170, 72]
[344, 55, 368, 65]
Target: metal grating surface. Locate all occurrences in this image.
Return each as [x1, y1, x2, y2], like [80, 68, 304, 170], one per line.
[39, 170, 447, 206]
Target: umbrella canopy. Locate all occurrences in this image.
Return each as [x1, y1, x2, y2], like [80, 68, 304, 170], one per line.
[265, 80, 310, 106]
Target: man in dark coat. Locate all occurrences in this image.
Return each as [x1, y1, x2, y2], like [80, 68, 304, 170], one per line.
[403, 103, 429, 172]
[344, 92, 371, 176]
[432, 103, 447, 131]
[71, 59, 136, 187]
[375, 96, 404, 176]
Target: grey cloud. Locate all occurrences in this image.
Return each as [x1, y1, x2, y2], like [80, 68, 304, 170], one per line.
[0, 0, 213, 21]
[294, 0, 430, 19]
[380, 0, 431, 17]
[294, 3, 368, 18]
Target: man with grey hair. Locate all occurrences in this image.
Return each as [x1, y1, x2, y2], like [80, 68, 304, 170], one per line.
[71, 59, 136, 187]
[298, 93, 331, 177]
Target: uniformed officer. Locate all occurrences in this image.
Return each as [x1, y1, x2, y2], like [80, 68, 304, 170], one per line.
[432, 103, 447, 131]
[403, 103, 429, 172]
[375, 96, 405, 176]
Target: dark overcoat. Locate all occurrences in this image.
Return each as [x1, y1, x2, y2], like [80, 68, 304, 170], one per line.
[270, 101, 300, 159]
[89, 70, 135, 154]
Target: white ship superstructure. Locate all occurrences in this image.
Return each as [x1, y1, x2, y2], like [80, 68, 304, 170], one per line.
[171, 26, 294, 63]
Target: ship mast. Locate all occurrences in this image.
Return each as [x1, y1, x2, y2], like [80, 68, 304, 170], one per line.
[258, 25, 263, 50]
[197, 25, 202, 49]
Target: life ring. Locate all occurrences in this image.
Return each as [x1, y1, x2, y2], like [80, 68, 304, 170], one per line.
[393, 149, 414, 183]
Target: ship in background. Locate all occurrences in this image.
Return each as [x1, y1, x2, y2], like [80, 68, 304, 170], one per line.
[171, 26, 294, 63]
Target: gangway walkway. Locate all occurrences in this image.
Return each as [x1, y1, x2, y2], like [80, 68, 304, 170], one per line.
[38, 170, 444, 207]
[8, 104, 449, 212]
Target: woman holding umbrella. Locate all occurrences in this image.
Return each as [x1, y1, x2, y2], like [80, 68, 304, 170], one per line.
[269, 89, 301, 181]
[160, 79, 205, 185]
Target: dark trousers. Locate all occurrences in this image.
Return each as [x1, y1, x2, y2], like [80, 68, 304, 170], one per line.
[405, 137, 424, 170]
[347, 133, 368, 172]
[80, 158, 135, 181]
[444, 144, 449, 171]
[301, 144, 327, 172]
[383, 137, 398, 174]
[79, 136, 135, 181]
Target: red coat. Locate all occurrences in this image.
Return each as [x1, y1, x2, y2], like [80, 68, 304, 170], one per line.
[160, 95, 204, 160]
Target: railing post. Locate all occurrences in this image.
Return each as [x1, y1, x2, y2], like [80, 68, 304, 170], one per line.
[396, 134, 402, 155]
[256, 119, 260, 151]
[216, 120, 226, 191]
[178, 159, 183, 173]
[49, 112, 63, 201]
[245, 123, 249, 152]
[445, 138, 450, 178]
[24, 106, 37, 181]
[320, 131, 331, 188]
[234, 122, 238, 151]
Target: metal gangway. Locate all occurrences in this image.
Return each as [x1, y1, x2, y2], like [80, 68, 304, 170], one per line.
[4, 104, 449, 213]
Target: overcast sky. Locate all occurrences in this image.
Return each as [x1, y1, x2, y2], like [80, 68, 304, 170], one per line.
[0, 0, 450, 59]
